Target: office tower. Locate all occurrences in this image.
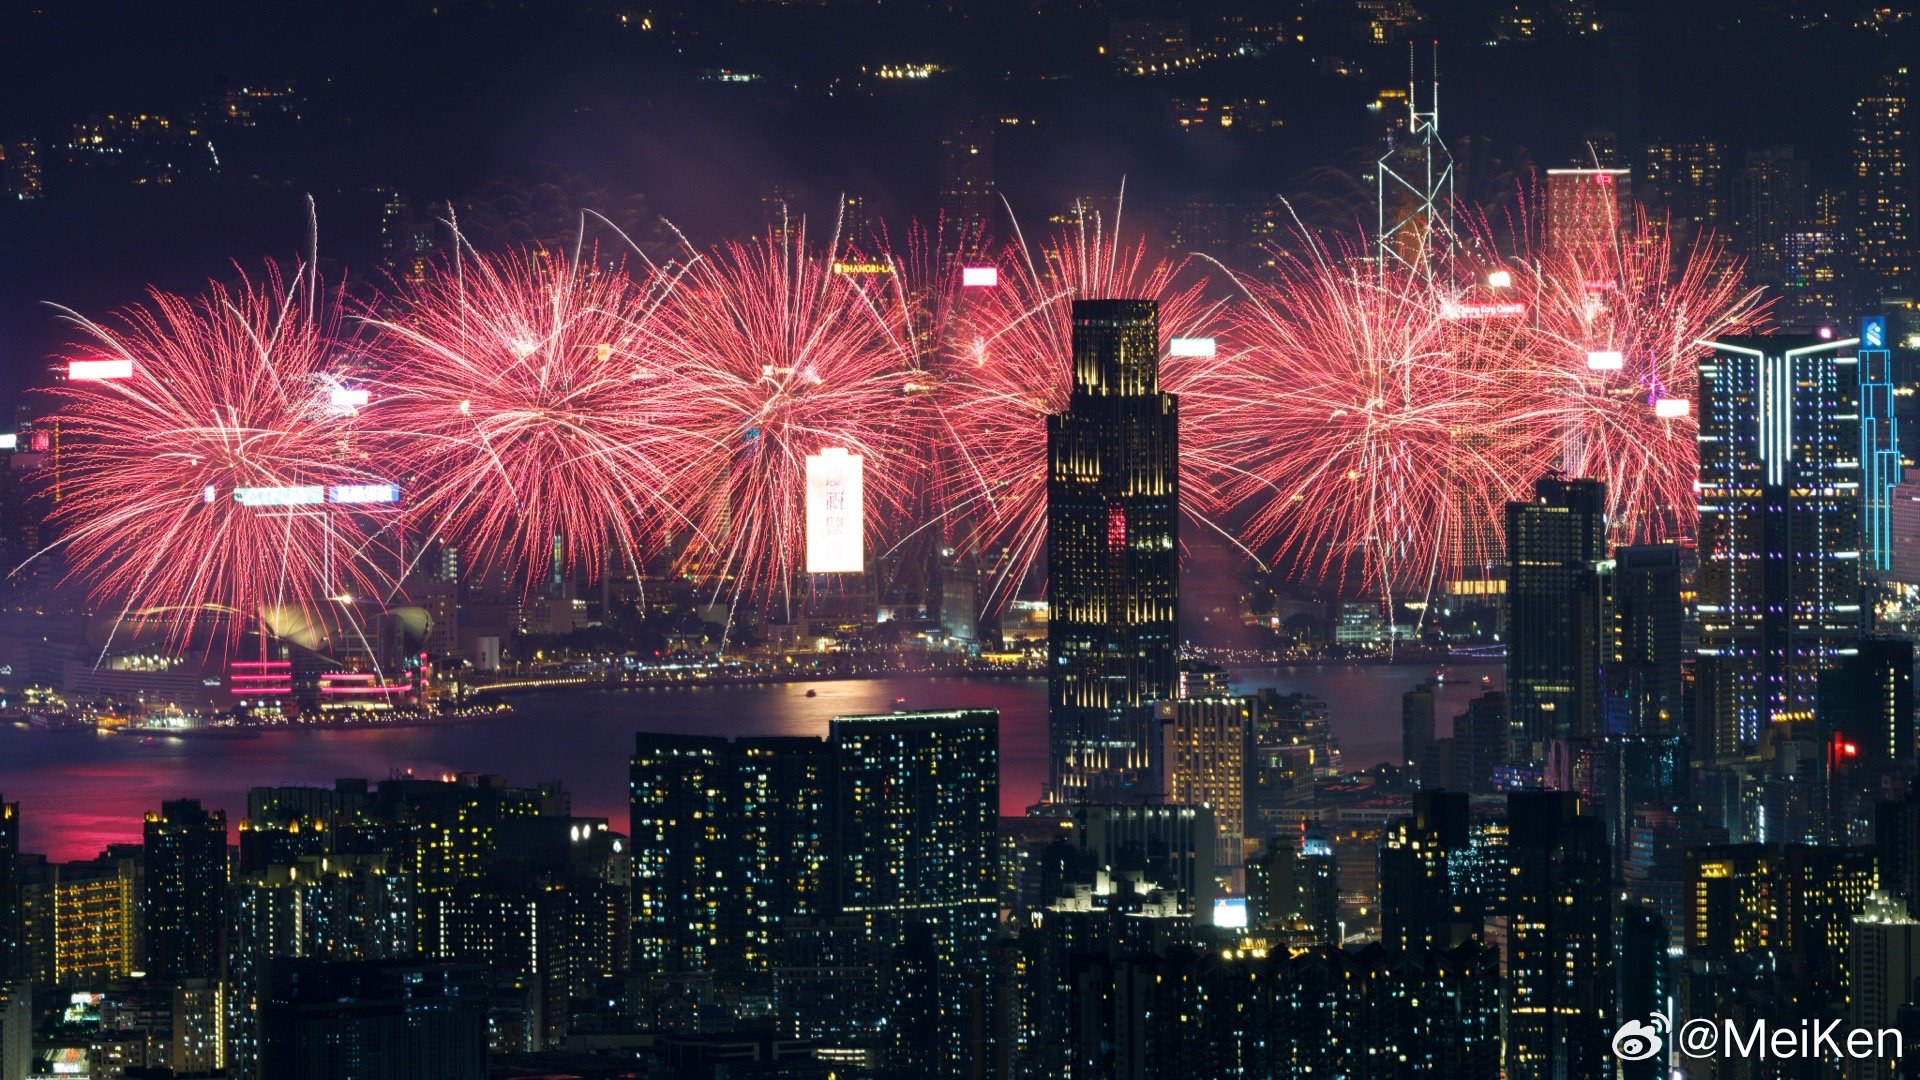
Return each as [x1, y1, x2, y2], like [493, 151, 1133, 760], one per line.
[1605, 544, 1684, 739]
[1856, 68, 1913, 292]
[1543, 168, 1629, 255]
[142, 799, 228, 982]
[1732, 146, 1810, 279]
[1818, 637, 1916, 765]
[1065, 803, 1218, 918]
[1697, 334, 1864, 760]
[1504, 792, 1612, 1080]
[1895, 482, 1920, 586]
[1046, 300, 1179, 802]
[1862, 315, 1904, 572]
[937, 118, 995, 241]
[1641, 140, 1725, 240]
[0, 800, 17, 986]
[832, 710, 997, 1074]
[1506, 475, 1609, 756]
[259, 959, 486, 1080]
[1155, 697, 1250, 872]
[1380, 791, 1476, 954]
[54, 849, 140, 986]
[1402, 684, 1436, 787]
[1852, 892, 1920, 1080]
[1376, 65, 1455, 280]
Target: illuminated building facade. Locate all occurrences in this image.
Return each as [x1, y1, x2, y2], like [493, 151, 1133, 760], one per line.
[1046, 300, 1179, 802]
[1505, 476, 1609, 756]
[937, 118, 995, 242]
[53, 852, 139, 987]
[143, 799, 228, 983]
[1685, 844, 1876, 1003]
[627, 734, 735, 974]
[1379, 791, 1476, 954]
[1641, 140, 1725, 240]
[1544, 168, 1630, 255]
[1860, 316, 1903, 572]
[1856, 68, 1912, 291]
[1155, 697, 1251, 873]
[1697, 335, 1864, 760]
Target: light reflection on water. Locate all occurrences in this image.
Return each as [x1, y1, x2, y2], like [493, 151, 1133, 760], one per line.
[0, 662, 1499, 859]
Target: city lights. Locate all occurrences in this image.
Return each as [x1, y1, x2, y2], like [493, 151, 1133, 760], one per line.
[67, 359, 134, 381]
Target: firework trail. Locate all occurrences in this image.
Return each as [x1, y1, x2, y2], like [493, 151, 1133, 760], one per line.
[938, 196, 1226, 611]
[648, 217, 919, 616]
[41, 265, 391, 648]
[1514, 209, 1768, 542]
[1186, 231, 1543, 608]
[363, 242, 679, 590]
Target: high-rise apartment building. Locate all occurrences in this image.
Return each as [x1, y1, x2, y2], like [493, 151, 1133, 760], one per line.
[1544, 168, 1629, 255]
[142, 799, 228, 982]
[1504, 792, 1612, 1080]
[1046, 300, 1179, 802]
[1605, 544, 1684, 740]
[1696, 335, 1864, 759]
[1155, 697, 1251, 872]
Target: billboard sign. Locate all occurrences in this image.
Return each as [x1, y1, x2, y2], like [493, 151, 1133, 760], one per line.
[806, 447, 864, 574]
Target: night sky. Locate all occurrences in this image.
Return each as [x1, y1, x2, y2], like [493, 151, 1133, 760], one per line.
[0, 0, 1907, 410]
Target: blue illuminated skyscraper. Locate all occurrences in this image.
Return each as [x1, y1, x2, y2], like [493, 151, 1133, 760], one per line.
[1696, 334, 1864, 760]
[1860, 315, 1903, 572]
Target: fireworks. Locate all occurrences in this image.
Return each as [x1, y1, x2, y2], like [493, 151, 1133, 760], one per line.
[647, 219, 919, 614]
[43, 266, 391, 647]
[1185, 234, 1540, 606]
[1514, 211, 1768, 542]
[363, 244, 676, 588]
[938, 201, 1225, 609]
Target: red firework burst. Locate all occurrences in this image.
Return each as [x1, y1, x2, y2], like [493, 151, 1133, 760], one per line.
[1514, 210, 1769, 542]
[43, 265, 391, 648]
[938, 200, 1225, 609]
[364, 244, 677, 588]
[1185, 233, 1543, 605]
[649, 219, 919, 614]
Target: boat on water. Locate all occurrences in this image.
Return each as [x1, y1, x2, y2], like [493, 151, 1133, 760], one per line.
[805, 688, 817, 698]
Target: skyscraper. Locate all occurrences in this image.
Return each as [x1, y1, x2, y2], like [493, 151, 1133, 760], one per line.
[1605, 544, 1684, 740]
[831, 710, 997, 1075]
[142, 799, 228, 982]
[1861, 315, 1904, 572]
[1543, 167, 1629, 255]
[628, 733, 748, 973]
[1401, 683, 1437, 788]
[1851, 892, 1920, 1080]
[1046, 300, 1179, 802]
[1505, 475, 1609, 757]
[0, 799, 18, 987]
[1732, 145, 1809, 281]
[1155, 697, 1251, 873]
[937, 118, 996, 242]
[1504, 791, 1612, 1080]
[1856, 67, 1912, 293]
[1697, 335, 1864, 760]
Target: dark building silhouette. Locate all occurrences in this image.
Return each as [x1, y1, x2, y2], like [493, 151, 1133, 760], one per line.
[1818, 637, 1916, 765]
[1504, 791, 1613, 1080]
[1380, 791, 1477, 954]
[0, 798, 17, 986]
[258, 959, 486, 1080]
[141, 799, 227, 983]
[1402, 683, 1437, 787]
[1605, 544, 1685, 740]
[1506, 475, 1609, 757]
[1046, 300, 1179, 802]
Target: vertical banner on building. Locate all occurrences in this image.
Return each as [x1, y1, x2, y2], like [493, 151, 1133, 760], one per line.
[806, 447, 864, 574]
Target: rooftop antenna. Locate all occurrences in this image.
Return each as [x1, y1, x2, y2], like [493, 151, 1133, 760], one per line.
[1376, 40, 1455, 283]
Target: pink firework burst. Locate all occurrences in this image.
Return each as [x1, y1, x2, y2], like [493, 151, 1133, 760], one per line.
[364, 244, 677, 588]
[939, 199, 1226, 610]
[649, 219, 920, 614]
[1187, 232, 1545, 606]
[1516, 209, 1769, 542]
[43, 265, 391, 648]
